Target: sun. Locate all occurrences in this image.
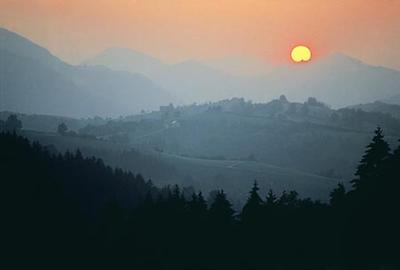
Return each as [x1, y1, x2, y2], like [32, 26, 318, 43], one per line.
[291, 45, 312, 63]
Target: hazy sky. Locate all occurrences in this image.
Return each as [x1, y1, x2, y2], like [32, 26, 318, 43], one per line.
[1, 0, 400, 69]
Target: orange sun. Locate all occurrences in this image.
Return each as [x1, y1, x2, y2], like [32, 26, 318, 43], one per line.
[291, 45, 312, 63]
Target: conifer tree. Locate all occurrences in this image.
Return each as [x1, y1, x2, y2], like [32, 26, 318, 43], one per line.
[351, 127, 390, 191]
[389, 140, 400, 182]
[265, 189, 277, 206]
[241, 181, 263, 223]
[197, 192, 207, 211]
[209, 190, 235, 225]
[329, 183, 346, 207]
[345, 128, 392, 268]
[188, 192, 208, 222]
[278, 190, 298, 207]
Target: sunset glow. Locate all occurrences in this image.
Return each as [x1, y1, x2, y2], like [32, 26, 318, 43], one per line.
[0, 0, 399, 68]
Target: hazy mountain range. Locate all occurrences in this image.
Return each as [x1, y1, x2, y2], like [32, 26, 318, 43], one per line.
[0, 28, 173, 118]
[85, 47, 400, 108]
[1, 27, 400, 118]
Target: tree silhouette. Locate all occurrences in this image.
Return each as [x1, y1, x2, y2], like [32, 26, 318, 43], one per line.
[329, 182, 346, 208]
[265, 189, 277, 206]
[351, 127, 390, 191]
[3, 130, 400, 270]
[345, 127, 395, 268]
[241, 181, 263, 224]
[278, 190, 299, 207]
[188, 192, 207, 219]
[209, 190, 235, 225]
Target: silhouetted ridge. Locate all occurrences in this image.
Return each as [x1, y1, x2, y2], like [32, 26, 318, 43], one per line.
[2, 129, 400, 269]
[0, 132, 156, 213]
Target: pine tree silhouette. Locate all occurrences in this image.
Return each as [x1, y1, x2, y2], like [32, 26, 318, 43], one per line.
[278, 190, 299, 207]
[209, 190, 235, 225]
[3, 130, 400, 269]
[241, 181, 263, 224]
[389, 141, 400, 192]
[188, 192, 207, 219]
[329, 182, 346, 208]
[345, 127, 393, 268]
[265, 189, 277, 206]
[351, 127, 390, 191]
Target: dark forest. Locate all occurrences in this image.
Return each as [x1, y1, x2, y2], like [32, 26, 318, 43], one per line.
[2, 126, 399, 270]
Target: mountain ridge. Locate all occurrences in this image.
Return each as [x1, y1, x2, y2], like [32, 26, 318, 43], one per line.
[0, 28, 174, 117]
[85, 47, 400, 107]
[2, 27, 400, 116]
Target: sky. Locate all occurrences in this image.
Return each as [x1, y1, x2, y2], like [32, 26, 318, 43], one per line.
[1, 0, 400, 69]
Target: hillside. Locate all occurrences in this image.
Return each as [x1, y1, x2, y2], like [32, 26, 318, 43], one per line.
[253, 53, 400, 107]
[349, 101, 400, 119]
[0, 132, 157, 216]
[7, 96, 398, 203]
[3, 131, 399, 270]
[0, 28, 173, 117]
[70, 96, 400, 202]
[0, 111, 108, 132]
[13, 127, 336, 205]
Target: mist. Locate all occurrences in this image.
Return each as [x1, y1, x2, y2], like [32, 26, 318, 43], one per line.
[1, 2, 400, 269]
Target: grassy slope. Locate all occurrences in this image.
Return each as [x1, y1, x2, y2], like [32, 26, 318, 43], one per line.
[151, 151, 339, 205]
[22, 130, 339, 206]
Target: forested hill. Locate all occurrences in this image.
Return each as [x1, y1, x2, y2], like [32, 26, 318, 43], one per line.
[2, 130, 400, 269]
[0, 132, 158, 215]
[349, 101, 400, 120]
[80, 96, 400, 180]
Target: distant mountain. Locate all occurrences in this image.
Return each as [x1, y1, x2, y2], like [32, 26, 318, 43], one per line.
[4, 28, 398, 117]
[382, 94, 400, 106]
[153, 60, 244, 103]
[82, 47, 166, 76]
[256, 53, 400, 107]
[200, 56, 272, 76]
[84, 49, 271, 77]
[348, 101, 400, 119]
[0, 28, 63, 68]
[85, 49, 241, 103]
[0, 28, 173, 117]
[86, 47, 400, 107]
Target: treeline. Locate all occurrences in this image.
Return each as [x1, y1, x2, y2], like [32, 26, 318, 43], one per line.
[0, 114, 22, 132]
[1, 128, 399, 269]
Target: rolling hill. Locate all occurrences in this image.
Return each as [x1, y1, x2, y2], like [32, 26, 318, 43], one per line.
[349, 101, 400, 120]
[6, 95, 400, 204]
[78, 97, 400, 188]
[20, 128, 339, 205]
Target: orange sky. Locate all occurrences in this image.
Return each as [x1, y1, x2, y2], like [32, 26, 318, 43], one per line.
[1, 0, 400, 68]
